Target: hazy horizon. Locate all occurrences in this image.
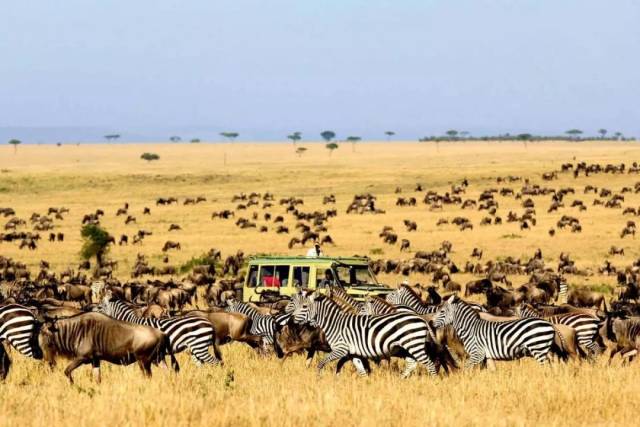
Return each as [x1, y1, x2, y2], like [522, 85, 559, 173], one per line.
[1, 1, 639, 144]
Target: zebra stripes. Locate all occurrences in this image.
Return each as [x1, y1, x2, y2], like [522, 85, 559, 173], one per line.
[98, 299, 220, 365]
[293, 294, 437, 377]
[516, 304, 601, 355]
[433, 296, 555, 367]
[385, 285, 439, 314]
[0, 304, 40, 359]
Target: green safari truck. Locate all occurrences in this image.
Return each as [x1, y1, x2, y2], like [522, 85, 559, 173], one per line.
[242, 256, 390, 302]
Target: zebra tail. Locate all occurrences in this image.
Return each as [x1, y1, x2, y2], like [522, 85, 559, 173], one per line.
[550, 325, 569, 361]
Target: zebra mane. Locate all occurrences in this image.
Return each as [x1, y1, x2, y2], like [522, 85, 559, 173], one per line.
[367, 294, 396, 311]
[327, 292, 359, 314]
[450, 298, 480, 318]
[316, 295, 350, 314]
[399, 284, 425, 303]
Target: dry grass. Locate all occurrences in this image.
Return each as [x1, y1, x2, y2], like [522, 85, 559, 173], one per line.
[2, 141, 640, 426]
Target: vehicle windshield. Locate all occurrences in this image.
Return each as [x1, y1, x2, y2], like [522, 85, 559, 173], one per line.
[333, 264, 378, 287]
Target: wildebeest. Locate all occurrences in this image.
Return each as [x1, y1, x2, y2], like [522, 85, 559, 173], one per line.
[567, 289, 606, 310]
[38, 312, 177, 384]
[162, 241, 181, 252]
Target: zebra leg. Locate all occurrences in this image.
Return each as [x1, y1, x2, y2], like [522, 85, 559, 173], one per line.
[486, 358, 496, 371]
[317, 347, 349, 373]
[337, 357, 368, 377]
[401, 358, 418, 378]
[407, 347, 438, 376]
[464, 352, 486, 370]
[530, 348, 550, 365]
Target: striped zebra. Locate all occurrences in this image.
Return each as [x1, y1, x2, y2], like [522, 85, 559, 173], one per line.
[293, 293, 438, 377]
[0, 304, 41, 379]
[516, 303, 601, 356]
[385, 285, 439, 314]
[0, 304, 40, 358]
[225, 300, 278, 351]
[359, 295, 399, 315]
[433, 296, 555, 368]
[97, 298, 220, 366]
[558, 282, 568, 304]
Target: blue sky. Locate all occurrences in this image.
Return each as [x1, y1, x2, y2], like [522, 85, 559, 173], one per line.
[1, 0, 638, 142]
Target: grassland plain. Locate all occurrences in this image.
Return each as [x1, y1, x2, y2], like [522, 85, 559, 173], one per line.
[1, 141, 640, 427]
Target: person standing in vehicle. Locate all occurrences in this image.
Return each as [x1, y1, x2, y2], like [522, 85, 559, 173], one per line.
[306, 241, 323, 257]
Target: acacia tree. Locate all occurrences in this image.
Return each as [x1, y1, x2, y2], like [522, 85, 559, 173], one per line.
[517, 133, 532, 149]
[346, 136, 361, 152]
[220, 132, 239, 142]
[287, 132, 302, 145]
[565, 129, 583, 140]
[80, 224, 112, 271]
[446, 130, 458, 140]
[169, 136, 181, 142]
[295, 147, 308, 157]
[598, 129, 607, 139]
[614, 132, 623, 140]
[141, 152, 160, 162]
[326, 142, 339, 157]
[8, 139, 21, 154]
[104, 134, 120, 142]
[320, 130, 336, 142]
[384, 131, 395, 141]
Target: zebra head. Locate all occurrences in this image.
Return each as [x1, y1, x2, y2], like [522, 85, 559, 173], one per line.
[96, 295, 117, 317]
[359, 297, 375, 315]
[385, 289, 401, 305]
[292, 293, 319, 326]
[224, 298, 238, 313]
[285, 291, 308, 314]
[433, 295, 457, 328]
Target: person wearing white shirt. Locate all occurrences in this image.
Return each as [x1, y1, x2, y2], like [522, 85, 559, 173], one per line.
[306, 242, 323, 257]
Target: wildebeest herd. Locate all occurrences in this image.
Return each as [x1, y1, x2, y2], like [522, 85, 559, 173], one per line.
[3, 160, 640, 383]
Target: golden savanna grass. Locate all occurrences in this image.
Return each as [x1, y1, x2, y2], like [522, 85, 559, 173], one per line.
[1, 141, 640, 426]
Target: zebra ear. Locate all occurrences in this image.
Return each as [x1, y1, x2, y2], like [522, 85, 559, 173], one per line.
[446, 295, 456, 304]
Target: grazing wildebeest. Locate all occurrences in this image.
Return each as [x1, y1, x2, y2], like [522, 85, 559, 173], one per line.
[38, 312, 177, 384]
[567, 289, 606, 310]
[185, 311, 264, 350]
[400, 239, 411, 252]
[162, 241, 181, 252]
[464, 278, 493, 297]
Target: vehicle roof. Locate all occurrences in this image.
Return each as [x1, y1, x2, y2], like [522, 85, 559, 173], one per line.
[248, 256, 370, 265]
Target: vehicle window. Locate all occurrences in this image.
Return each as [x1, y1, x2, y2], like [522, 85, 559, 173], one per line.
[334, 265, 377, 287]
[316, 268, 337, 288]
[247, 265, 259, 288]
[275, 265, 291, 287]
[292, 266, 310, 288]
[259, 265, 279, 287]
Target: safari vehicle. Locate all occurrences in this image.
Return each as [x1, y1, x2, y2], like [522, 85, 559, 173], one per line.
[242, 256, 390, 302]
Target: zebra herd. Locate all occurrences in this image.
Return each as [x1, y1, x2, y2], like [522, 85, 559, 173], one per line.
[0, 284, 615, 382]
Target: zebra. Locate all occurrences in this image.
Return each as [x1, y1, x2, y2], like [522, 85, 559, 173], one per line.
[558, 282, 568, 304]
[292, 293, 438, 377]
[97, 298, 220, 366]
[0, 304, 40, 358]
[433, 296, 555, 368]
[516, 303, 602, 356]
[385, 285, 439, 314]
[225, 300, 278, 352]
[0, 304, 41, 379]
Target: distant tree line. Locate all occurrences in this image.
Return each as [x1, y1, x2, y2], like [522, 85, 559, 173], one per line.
[419, 129, 634, 142]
